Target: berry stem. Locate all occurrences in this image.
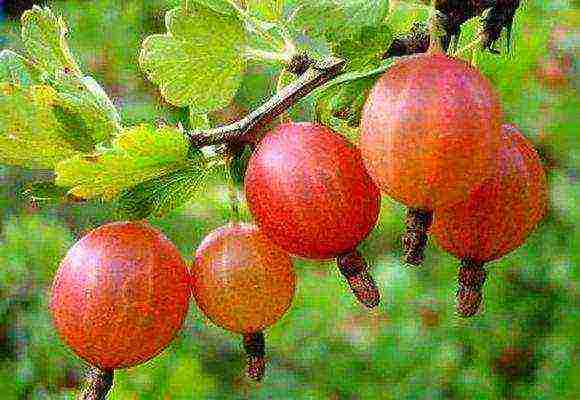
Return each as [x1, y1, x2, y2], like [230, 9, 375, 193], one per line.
[80, 367, 113, 400]
[457, 259, 487, 317]
[403, 208, 433, 266]
[242, 331, 266, 382]
[427, 3, 446, 54]
[337, 250, 381, 308]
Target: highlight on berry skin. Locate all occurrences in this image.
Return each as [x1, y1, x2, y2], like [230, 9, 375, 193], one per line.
[190, 223, 297, 381]
[360, 52, 504, 267]
[244, 122, 382, 308]
[431, 124, 549, 317]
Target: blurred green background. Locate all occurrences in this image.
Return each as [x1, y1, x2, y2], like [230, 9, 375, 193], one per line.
[0, 1, 578, 399]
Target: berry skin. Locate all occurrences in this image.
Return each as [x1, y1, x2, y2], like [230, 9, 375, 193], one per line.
[50, 221, 191, 370]
[191, 223, 296, 381]
[244, 122, 380, 260]
[432, 124, 548, 262]
[360, 53, 504, 264]
[244, 122, 381, 307]
[360, 53, 503, 209]
[191, 223, 296, 334]
[432, 124, 549, 316]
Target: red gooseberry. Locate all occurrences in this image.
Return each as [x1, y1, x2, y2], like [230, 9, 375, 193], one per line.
[360, 53, 504, 265]
[431, 124, 549, 317]
[244, 122, 381, 308]
[50, 221, 191, 389]
[191, 223, 296, 381]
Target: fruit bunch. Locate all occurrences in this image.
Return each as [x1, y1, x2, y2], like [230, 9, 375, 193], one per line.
[48, 47, 548, 398]
[360, 52, 548, 316]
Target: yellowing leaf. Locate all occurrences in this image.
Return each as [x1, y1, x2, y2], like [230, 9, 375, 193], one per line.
[55, 125, 191, 199]
[0, 83, 80, 169]
[20, 5, 82, 77]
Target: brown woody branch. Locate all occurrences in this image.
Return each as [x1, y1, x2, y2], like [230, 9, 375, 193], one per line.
[186, 55, 346, 148]
[187, 1, 523, 152]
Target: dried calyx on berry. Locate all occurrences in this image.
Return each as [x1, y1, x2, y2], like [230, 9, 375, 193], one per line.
[191, 223, 297, 382]
[244, 122, 382, 308]
[432, 124, 548, 317]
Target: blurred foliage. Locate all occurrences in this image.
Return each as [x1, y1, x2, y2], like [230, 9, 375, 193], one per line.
[0, 0, 578, 399]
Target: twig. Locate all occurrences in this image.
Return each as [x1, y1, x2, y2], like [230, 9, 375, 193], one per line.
[186, 54, 346, 148]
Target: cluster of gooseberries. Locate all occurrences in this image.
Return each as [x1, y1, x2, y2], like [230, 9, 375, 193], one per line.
[49, 51, 548, 390]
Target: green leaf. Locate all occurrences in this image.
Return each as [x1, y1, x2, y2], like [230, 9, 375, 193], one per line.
[189, 0, 237, 16]
[116, 155, 218, 219]
[289, 0, 389, 41]
[0, 83, 81, 169]
[248, 0, 283, 21]
[189, 110, 211, 130]
[228, 144, 253, 185]
[47, 74, 122, 143]
[0, 50, 41, 86]
[20, 5, 82, 77]
[334, 24, 393, 71]
[139, 6, 247, 112]
[314, 58, 397, 134]
[288, 1, 391, 71]
[317, 57, 397, 92]
[21, 181, 71, 205]
[55, 124, 191, 199]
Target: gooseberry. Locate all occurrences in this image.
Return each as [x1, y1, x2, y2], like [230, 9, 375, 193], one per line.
[431, 124, 549, 317]
[244, 122, 381, 307]
[191, 223, 296, 381]
[50, 221, 191, 392]
[360, 53, 504, 265]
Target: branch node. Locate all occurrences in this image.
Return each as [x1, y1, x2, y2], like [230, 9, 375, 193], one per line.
[286, 52, 314, 76]
[186, 55, 345, 149]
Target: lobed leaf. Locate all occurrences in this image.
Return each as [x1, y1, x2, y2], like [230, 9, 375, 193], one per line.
[139, 5, 247, 113]
[0, 83, 80, 169]
[0, 50, 41, 86]
[116, 154, 219, 219]
[20, 5, 82, 78]
[47, 74, 122, 144]
[55, 125, 192, 199]
[289, 0, 390, 42]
